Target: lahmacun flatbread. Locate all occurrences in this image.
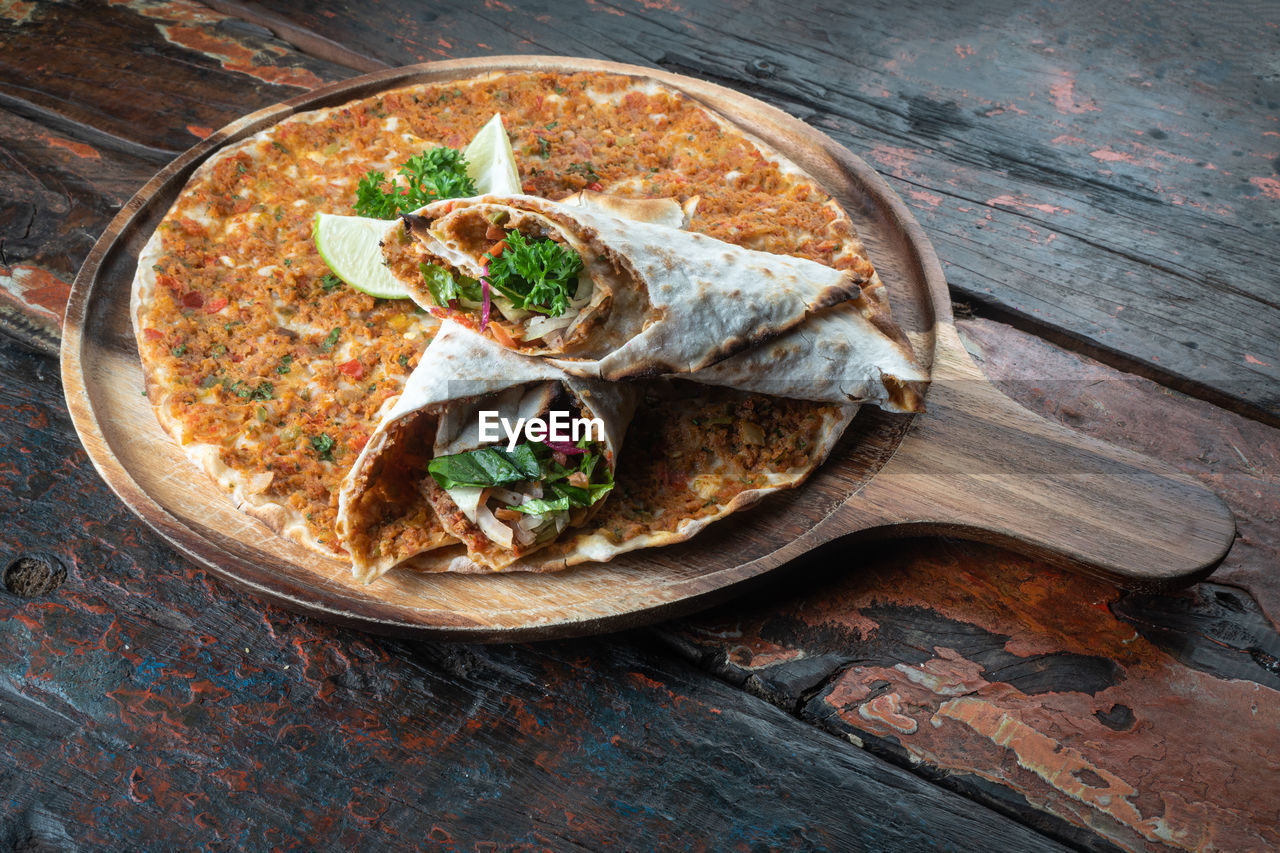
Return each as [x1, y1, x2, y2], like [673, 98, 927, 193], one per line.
[131, 69, 921, 576]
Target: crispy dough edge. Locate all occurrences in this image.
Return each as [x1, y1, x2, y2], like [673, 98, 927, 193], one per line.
[130, 121, 352, 560]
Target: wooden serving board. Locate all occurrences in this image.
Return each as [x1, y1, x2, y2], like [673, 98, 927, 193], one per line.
[60, 56, 1236, 642]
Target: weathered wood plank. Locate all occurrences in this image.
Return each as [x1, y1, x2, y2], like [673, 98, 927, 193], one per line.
[0, 0, 342, 155]
[237, 0, 1280, 419]
[0, 0, 356, 353]
[660, 316, 1280, 852]
[0, 335, 1074, 850]
[0, 106, 158, 355]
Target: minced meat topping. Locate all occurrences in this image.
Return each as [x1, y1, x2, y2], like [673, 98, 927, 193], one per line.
[136, 71, 860, 555]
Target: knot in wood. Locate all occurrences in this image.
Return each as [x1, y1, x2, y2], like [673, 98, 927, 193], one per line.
[4, 553, 67, 597]
[747, 58, 779, 78]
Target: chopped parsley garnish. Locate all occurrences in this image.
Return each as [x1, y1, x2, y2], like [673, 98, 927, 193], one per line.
[276, 354, 293, 375]
[211, 343, 227, 357]
[536, 136, 551, 159]
[311, 434, 335, 462]
[170, 345, 187, 357]
[320, 273, 344, 292]
[320, 328, 341, 352]
[353, 147, 477, 219]
[483, 230, 583, 317]
[223, 379, 274, 401]
[397, 353, 410, 368]
[567, 161, 600, 182]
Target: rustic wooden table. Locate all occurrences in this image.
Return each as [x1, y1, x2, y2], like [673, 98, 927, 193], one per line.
[2, 1, 1278, 850]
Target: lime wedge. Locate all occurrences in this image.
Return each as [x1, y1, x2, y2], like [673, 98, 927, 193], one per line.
[464, 113, 522, 196]
[313, 213, 409, 299]
[314, 115, 522, 298]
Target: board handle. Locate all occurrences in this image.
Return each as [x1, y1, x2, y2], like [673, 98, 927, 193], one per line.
[834, 327, 1236, 588]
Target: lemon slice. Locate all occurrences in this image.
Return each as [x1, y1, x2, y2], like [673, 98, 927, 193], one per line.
[464, 113, 522, 196]
[313, 214, 407, 299]
[314, 114, 522, 299]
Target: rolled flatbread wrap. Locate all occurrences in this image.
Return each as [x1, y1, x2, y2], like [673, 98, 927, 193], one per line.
[386, 193, 865, 380]
[336, 321, 635, 582]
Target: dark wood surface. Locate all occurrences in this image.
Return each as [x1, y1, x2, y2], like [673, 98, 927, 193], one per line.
[2, 1, 1278, 850]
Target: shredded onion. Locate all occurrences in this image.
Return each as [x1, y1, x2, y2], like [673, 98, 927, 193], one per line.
[524, 311, 576, 340]
[490, 486, 526, 505]
[475, 502, 514, 549]
[511, 523, 536, 546]
[569, 271, 593, 309]
[446, 486, 486, 523]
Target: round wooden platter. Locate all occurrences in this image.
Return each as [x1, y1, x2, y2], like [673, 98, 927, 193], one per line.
[61, 56, 1236, 642]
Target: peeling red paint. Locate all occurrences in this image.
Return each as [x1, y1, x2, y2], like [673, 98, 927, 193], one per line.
[0, 264, 71, 327]
[1244, 353, 1272, 367]
[187, 124, 213, 139]
[108, 0, 323, 90]
[0, 0, 37, 25]
[865, 145, 917, 178]
[859, 692, 917, 734]
[986, 194, 1071, 217]
[1249, 176, 1280, 200]
[908, 188, 943, 208]
[935, 698, 1149, 833]
[584, 0, 627, 15]
[1047, 76, 1099, 114]
[38, 133, 100, 160]
[1091, 148, 1131, 163]
[161, 25, 323, 89]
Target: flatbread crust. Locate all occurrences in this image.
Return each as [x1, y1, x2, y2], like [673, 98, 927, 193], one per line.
[131, 69, 922, 571]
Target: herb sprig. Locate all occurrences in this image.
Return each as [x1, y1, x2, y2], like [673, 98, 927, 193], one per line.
[353, 147, 477, 219]
[484, 230, 583, 317]
[420, 263, 482, 307]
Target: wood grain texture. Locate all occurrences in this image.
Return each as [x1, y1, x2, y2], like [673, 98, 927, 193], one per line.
[1, 330, 1077, 851]
[664, 538, 1280, 853]
[2, 4, 1276, 849]
[0, 0, 351, 356]
[0, 105, 155, 356]
[61, 56, 1233, 642]
[234, 0, 1280, 421]
[661, 316, 1280, 852]
[0, 0, 339, 155]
